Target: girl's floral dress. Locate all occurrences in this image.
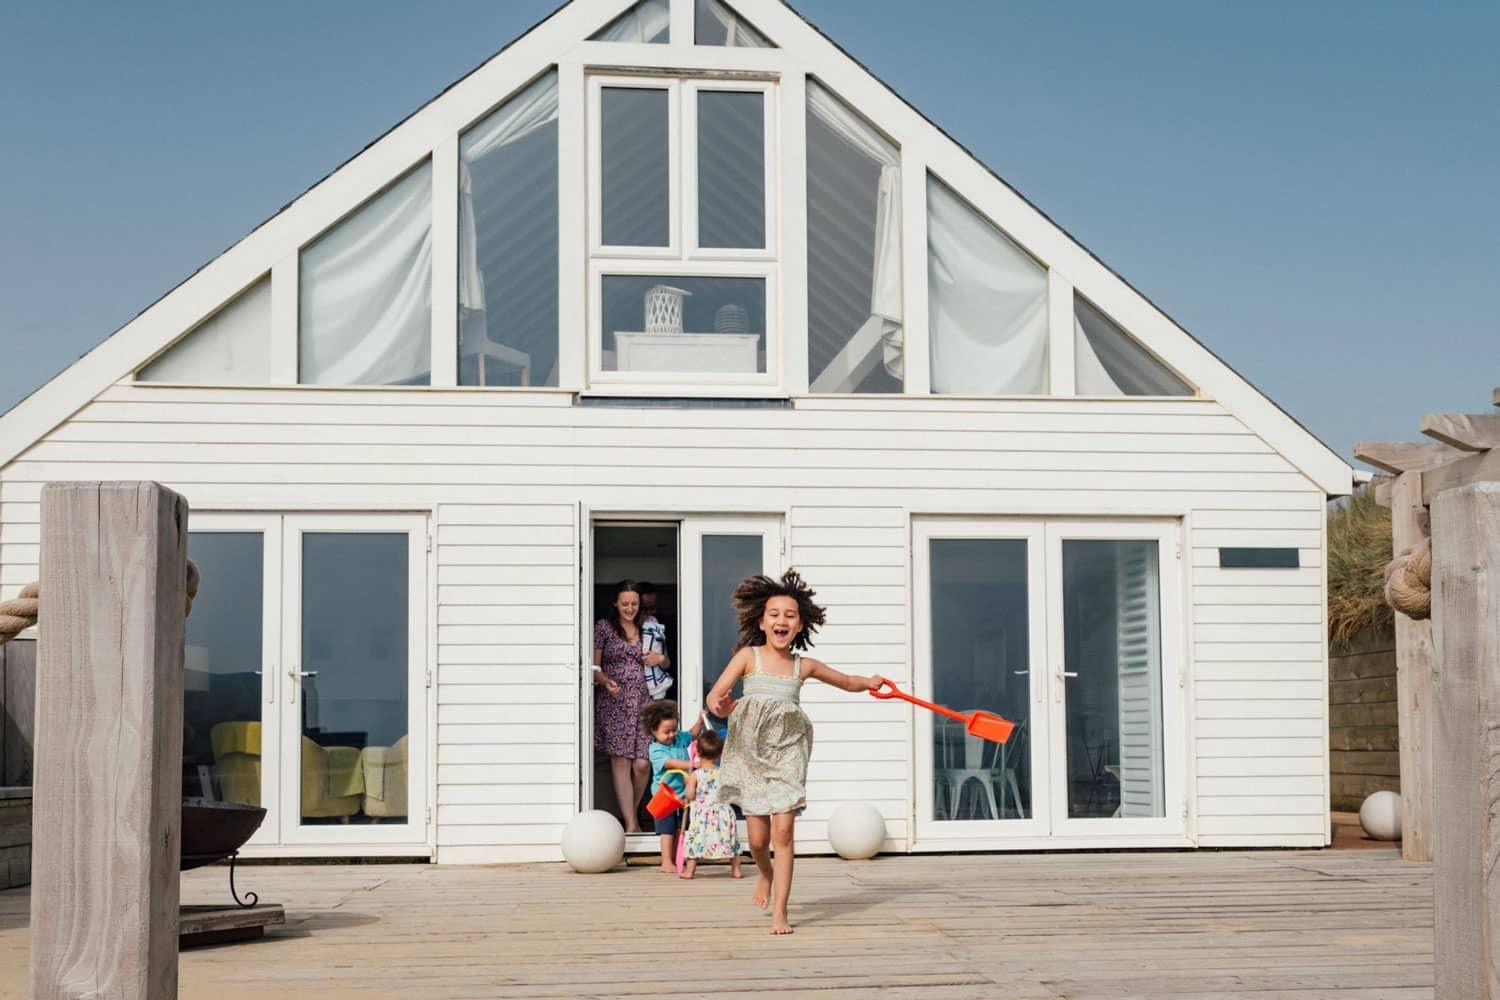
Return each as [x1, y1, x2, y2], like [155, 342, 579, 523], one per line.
[684, 765, 739, 860]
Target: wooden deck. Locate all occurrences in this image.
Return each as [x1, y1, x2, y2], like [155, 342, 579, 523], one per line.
[0, 849, 1432, 998]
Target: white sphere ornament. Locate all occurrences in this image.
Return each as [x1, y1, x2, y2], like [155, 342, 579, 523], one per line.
[1359, 790, 1402, 841]
[827, 802, 886, 860]
[560, 810, 626, 873]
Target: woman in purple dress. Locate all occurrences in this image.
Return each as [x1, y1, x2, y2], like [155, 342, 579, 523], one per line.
[592, 580, 667, 832]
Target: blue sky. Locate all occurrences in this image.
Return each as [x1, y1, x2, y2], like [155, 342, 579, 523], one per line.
[2, 1, 1495, 469]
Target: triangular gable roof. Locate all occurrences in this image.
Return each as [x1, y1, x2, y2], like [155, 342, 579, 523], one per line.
[0, 0, 1352, 495]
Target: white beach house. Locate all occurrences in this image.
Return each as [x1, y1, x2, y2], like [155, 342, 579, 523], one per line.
[0, 0, 1351, 863]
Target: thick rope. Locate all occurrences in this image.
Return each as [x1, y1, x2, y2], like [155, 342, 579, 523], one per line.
[0, 559, 199, 646]
[1383, 537, 1431, 620]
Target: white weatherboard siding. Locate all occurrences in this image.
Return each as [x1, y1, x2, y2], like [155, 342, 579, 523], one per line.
[0, 385, 1330, 860]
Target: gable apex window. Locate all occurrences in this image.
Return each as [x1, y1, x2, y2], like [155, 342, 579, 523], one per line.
[138, 275, 271, 384]
[927, 175, 1048, 395]
[1074, 294, 1194, 397]
[300, 161, 433, 386]
[589, 73, 777, 389]
[590, 0, 669, 43]
[695, 0, 774, 47]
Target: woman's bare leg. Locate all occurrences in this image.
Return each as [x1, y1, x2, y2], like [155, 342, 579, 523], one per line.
[769, 813, 796, 934]
[746, 815, 772, 909]
[631, 759, 650, 822]
[610, 756, 640, 833]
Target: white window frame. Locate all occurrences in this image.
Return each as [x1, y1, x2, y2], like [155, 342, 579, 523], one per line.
[586, 71, 781, 393]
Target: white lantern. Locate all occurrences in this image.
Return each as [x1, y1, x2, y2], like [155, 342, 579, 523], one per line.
[644, 285, 691, 334]
[1358, 790, 1402, 841]
[827, 802, 885, 860]
[560, 810, 626, 873]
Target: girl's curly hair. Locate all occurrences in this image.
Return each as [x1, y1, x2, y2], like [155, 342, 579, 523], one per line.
[732, 568, 826, 651]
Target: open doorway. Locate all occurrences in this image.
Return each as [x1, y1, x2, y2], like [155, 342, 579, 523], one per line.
[591, 523, 679, 829]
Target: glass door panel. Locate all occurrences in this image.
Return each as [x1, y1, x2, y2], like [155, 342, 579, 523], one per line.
[914, 521, 1049, 841]
[183, 518, 281, 846]
[680, 518, 779, 723]
[281, 516, 427, 844]
[1047, 521, 1183, 837]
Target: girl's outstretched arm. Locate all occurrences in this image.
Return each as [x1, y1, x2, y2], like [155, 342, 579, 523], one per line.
[706, 647, 751, 717]
[804, 657, 884, 694]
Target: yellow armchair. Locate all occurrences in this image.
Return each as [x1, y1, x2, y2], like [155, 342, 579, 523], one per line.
[361, 735, 409, 821]
[300, 737, 364, 820]
[210, 721, 263, 808]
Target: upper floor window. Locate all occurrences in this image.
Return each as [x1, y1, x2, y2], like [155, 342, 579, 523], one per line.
[138, 275, 271, 384]
[806, 81, 902, 394]
[459, 70, 560, 387]
[927, 175, 1047, 395]
[300, 161, 433, 386]
[590, 75, 777, 388]
[1074, 294, 1193, 396]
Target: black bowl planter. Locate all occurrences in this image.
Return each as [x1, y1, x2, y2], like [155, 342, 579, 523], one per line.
[180, 798, 266, 872]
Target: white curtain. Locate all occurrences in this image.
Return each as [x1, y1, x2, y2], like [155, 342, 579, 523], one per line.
[300, 163, 432, 386]
[459, 71, 559, 315]
[697, 0, 773, 47]
[139, 276, 271, 384]
[1074, 295, 1193, 396]
[807, 81, 903, 390]
[591, 0, 670, 43]
[926, 177, 1048, 395]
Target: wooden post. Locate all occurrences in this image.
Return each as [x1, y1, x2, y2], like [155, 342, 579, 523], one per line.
[1431, 481, 1500, 997]
[1391, 471, 1434, 862]
[29, 483, 188, 1000]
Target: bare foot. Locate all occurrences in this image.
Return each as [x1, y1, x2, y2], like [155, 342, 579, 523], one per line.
[770, 912, 793, 935]
[678, 871, 694, 880]
[752, 875, 771, 909]
[659, 863, 676, 874]
[731, 865, 745, 879]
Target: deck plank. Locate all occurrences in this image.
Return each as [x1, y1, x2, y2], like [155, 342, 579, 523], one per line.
[0, 849, 1433, 998]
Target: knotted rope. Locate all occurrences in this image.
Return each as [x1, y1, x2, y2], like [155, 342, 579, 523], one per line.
[1383, 537, 1431, 620]
[0, 560, 199, 645]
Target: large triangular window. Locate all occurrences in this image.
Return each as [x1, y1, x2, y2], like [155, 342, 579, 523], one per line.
[1074, 294, 1193, 396]
[695, 0, 773, 47]
[590, 0, 670, 43]
[138, 276, 271, 384]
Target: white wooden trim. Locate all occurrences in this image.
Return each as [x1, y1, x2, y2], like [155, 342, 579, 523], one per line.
[779, 70, 809, 395]
[557, 60, 588, 389]
[430, 135, 460, 388]
[1047, 270, 1075, 396]
[668, 0, 693, 48]
[900, 155, 930, 395]
[270, 255, 298, 385]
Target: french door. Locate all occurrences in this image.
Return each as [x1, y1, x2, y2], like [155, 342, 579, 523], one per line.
[913, 518, 1184, 847]
[184, 513, 429, 851]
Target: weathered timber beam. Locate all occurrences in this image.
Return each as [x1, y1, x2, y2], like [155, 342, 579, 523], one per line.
[1423, 447, 1500, 504]
[1353, 440, 1466, 474]
[1374, 481, 1393, 507]
[1492, 386, 1500, 408]
[1420, 412, 1500, 452]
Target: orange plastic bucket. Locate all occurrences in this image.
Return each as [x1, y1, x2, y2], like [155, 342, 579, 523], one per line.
[646, 769, 688, 819]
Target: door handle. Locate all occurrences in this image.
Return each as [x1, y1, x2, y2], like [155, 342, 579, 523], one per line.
[1060, 671, 1079, 678]
[288, 667, 318, 703]
[257, 667, 276, 704]
[1054, 671, 1079, 703]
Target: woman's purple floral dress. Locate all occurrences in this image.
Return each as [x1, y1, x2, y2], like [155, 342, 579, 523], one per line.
[594, 618, 650, 759]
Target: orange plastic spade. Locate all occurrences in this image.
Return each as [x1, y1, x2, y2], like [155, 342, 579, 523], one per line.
[870, 680, 1016, 744]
